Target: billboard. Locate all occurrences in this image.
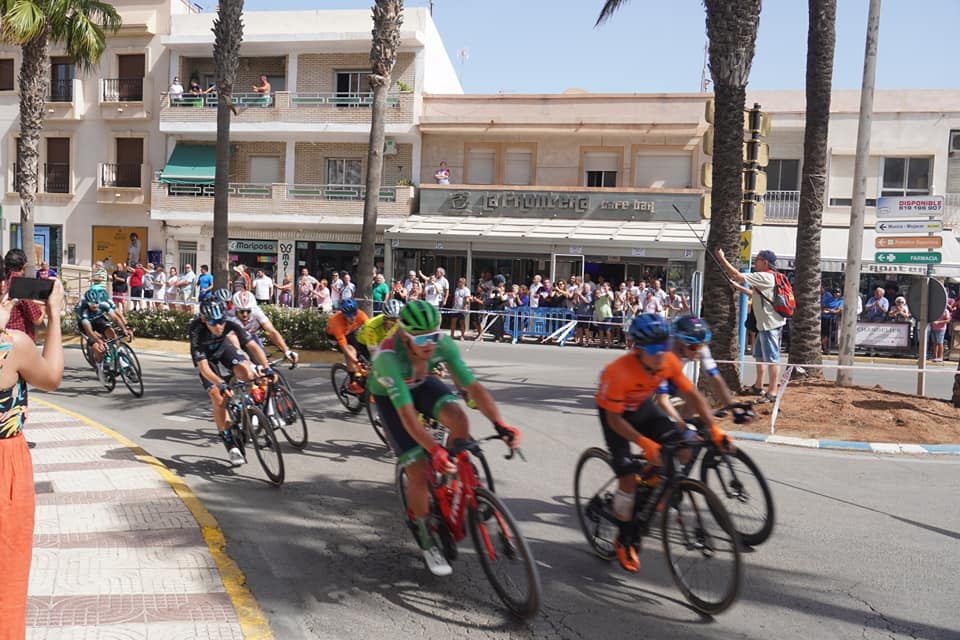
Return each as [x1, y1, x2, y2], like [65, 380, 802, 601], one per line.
[92, 226, 148, 266]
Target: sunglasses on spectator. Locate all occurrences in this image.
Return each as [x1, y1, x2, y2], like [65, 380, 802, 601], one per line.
[637, 340, 671, 355]
[406, 330, 442, 346]
[206, 318, 226, 326]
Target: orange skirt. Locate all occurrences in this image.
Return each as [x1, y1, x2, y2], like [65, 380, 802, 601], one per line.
[0, 433, 34, 640]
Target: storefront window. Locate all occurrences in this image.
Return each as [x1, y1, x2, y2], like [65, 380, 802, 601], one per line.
[10, 224, 63, 269]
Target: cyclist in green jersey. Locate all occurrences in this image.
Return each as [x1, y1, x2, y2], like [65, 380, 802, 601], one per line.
[368, 300, 520, 576]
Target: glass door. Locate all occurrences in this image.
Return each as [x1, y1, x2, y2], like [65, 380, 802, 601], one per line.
[552, 254, 584, 282]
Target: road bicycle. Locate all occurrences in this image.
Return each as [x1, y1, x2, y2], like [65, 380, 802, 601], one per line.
[223, 377, 285, 485]
[396, 435, 540, 618]
[330, 351, 370, 414]
[574, 438, 742, 615]
[90, 333, 144, 398]
[260, 354, 309, 450]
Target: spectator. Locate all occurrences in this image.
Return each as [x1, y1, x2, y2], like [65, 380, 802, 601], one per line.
[142, 263, 155, 306]
[233, 264, 252, 291]
[112, 263, 129, 309]
[315, 279, 332, 313]
[178, 263, 197, 312]
[931, 304, 950, 362]
[888, 296, 911, 323]
[168, 76, 183, 102]
[536, 278, 552, 307]
[864, 287, 889, 322]
[449, 277, 471, 340]
[3, 249, 44, 342]
[434, 160, 451, 184]
[664, 287, 687, 318]
[329, 271, 343, 308]
[403, 270, 419, 293]
[716, 247, 786, 403]
[252, 74, 271, 95]
[0, 275, 64, 640]
[593, 281, 615, 348]
[391, 279, 408, 302]
[129, 262, 146, 311]
[372, 274, 389, 312]
[642, 289, 664, 315]
[650, 279, 668, 306]
[517, 284, 530, 307]
[529, 274, 543, 308]
[152, 264, 167, 311]
[297, 270, 317, 309]
[468, 285, 486, 335]
[408, 279, 423, 301]
[821, 286, 843, 353]
[35, 262, 56, 279]
[572, 276, 593, 346]
[196, 264, 214, 301]
[485, 282, 508, 341]
[164, 266, 180, 310]
[188, 78, 202, 96]
[277, 274, 294, 307]
[423, 274, 442, 308]
[127, 233, 142, 266]
[340, 273, 356, 300]
[252, 269, 273, 305]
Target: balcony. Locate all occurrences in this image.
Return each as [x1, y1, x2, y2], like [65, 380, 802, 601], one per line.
[44, 78, 82, 119]
[150, 181, 415, 223]
[158, 91, 414, 132]
[98, 163, 148, 205]
[100, 78, 149, 119]
[43, 163, 69, 194]
[761, 190, 800, 223]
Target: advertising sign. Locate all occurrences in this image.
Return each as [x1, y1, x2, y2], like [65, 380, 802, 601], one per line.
[855, 322, 910, 348]
[875, 196, 944, 219]
[92, 226, 148, 266]
[874, 236, 942, 249]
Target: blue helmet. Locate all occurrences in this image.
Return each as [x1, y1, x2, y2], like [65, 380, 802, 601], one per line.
[340, 298, 358, 316]
[628, 313, 671, 347]
[672, 316, 712, 345]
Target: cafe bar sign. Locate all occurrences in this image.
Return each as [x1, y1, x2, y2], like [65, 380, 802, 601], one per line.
[421, 187, 702, 222]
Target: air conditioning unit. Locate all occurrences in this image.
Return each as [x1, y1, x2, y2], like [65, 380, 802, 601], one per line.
[383, 138, 397, 156]
[950, 131, 960, 154]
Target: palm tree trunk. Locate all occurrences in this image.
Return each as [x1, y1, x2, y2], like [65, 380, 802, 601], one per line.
[358, 0, 403, 314]
[790, 0, 837, 376]
[212, 0, 244, 288]
[17, 31, 50, 276]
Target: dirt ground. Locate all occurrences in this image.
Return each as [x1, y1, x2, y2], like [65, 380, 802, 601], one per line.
[722, 377, 960, 444]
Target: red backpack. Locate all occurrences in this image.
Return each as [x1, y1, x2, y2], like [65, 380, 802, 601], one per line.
[768, 271, 796, 318]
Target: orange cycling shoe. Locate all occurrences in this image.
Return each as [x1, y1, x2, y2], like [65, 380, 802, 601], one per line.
[614, 537, 641, 573]
[348, 379, 365, 394]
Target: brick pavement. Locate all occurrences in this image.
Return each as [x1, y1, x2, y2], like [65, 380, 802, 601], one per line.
[23, 401, 271, 639]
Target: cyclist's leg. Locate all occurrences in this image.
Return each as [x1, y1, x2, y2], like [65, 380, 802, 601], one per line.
[427, 377, 468, 443]
[82, 320, 105, 362]
[629, 397, 692, 464]
[600, 409, 642, 570]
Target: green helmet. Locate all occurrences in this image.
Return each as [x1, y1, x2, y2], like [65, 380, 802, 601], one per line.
[398, 300, 440, 333]
[84, 287, 109, 304]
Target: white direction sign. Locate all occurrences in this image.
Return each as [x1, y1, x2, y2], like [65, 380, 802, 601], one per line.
[876, 195, 944, 219]
[875, 219, 944, 235]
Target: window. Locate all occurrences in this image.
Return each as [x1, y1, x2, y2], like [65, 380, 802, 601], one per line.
[178, 241, 197, 273]
[882, 157, 931, 197]
[503, 148, 532, 185]
[0, 59, 13, 91]
[584, 152, 619, 187]
[767, 159, 800, 191]
[634, 154, 691, 188]
[50, 57, 74, 102]
[467, 149, 496, 184]
[45, 137, 70, 193]
[334, 71, 368, 106]
[326, 158, 361, 185]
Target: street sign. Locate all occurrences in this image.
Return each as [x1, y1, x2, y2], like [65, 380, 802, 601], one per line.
[874, 235, 943, 249]
[875, 220, 943, 234]
[739, 229, 752, 264]
[874, 251, 942, 264]
[908, 277, 948, 321]
[876, 195, 944, 219]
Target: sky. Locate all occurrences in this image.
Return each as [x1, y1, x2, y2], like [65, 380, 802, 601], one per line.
[236, 0, 958, 95]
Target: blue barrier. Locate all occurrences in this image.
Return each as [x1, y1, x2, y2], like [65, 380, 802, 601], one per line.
[504, 306, 577, 345]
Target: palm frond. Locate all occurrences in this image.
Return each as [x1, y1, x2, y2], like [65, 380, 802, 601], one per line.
[0, 0, 46, 43]
[595, 0, 629, 28]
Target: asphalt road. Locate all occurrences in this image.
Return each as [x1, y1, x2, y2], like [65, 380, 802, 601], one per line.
[39, 342, 960, 639]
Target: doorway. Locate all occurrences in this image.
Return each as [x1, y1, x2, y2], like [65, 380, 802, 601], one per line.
[117, 54, 145, 100]
[552, 254, 584, 282]
[115, 138, 143, 187]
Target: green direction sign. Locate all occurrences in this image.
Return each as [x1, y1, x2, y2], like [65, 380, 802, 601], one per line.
[874, 251, 942, 264]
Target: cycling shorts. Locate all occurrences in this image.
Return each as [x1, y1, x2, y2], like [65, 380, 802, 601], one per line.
[373, 375, 459, 462]
[346, 331, 371, 362]
[198, 342, 248, 390]
[599, 396, 686, 477]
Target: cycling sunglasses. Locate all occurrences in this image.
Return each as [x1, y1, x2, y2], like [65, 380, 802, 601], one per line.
[235, 309, 252, 315]
[206, 318, 226, 326]
[637, 340, 671, 355]
[406, 330, 443, 347]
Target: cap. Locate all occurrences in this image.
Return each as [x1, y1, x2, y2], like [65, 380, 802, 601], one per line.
[756, 249, 777, 267]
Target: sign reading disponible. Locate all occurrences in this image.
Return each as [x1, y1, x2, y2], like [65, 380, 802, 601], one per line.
[855, 322, 910, 348]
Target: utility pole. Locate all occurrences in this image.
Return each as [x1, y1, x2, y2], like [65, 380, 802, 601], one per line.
[837, 0, 881, 386]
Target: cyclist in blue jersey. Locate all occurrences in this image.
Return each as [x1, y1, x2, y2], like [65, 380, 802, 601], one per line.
[76, 287, 132, 379]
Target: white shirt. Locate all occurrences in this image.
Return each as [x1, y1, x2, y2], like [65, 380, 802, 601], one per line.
[340, 282, 356, 300]
[252, 276, 273, 300]
[169, 81, 183, 99]
[424, 282, 443, 307]
[127, 240, 141, 266]
[453, 286, 471, 310]
[743, 271, 786, 330]
[179, 270, 197, 298]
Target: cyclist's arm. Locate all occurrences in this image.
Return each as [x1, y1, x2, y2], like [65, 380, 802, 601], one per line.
[245, 335, 271, 370]
[260, 318, 291, 355]
[706, 373, 735, 408]
[326, 314, 349, 348]
[197, 358, 225, 387]
[654, 382, 685, 424]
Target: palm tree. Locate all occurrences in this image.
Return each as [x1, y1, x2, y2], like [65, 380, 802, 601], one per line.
[0, 0, 121, 274]
[212, 0, 244, 287]
[789, 0, 837, 376]
[598, 0, 762, 392]
[356, 0, 403, 314]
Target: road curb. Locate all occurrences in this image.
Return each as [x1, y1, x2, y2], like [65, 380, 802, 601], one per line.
[33, 397, 276, 640]
[731, 429, 960, 455]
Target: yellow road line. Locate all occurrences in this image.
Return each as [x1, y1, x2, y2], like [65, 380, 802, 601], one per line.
[34, 397, 274, 640]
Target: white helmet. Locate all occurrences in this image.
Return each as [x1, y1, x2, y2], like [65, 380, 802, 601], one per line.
[383, 298, 404, 319]
[232, 290, 256, 311]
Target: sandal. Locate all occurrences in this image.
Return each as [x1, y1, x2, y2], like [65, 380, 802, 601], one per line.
[755, 393, 774, 405]
[743, 384, 764, 395]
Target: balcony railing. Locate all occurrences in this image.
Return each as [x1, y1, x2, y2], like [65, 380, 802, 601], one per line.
[102, 77, 144, 102]
[167, 91, 273, 108]
[49, 80, 73, 103]
[290, 92, 401, 109]
[945, 193, 960, 228]
[166, 182, 274, 198]
[286, 184, 398, 202]
[44, 163, 69, 193]
[100, 163, 142, 188]
[761, 190, 800, 222]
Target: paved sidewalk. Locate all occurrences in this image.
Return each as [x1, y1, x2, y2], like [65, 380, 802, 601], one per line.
[24, 399, 271, 639]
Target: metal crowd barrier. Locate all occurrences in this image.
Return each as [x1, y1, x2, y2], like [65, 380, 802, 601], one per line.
[503, 306, 578, 345]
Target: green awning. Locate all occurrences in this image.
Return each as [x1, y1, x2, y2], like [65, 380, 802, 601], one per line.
[159, 144, 216, 185]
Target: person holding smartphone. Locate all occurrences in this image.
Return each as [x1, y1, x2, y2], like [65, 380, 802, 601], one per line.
[4, 250, 44, 343]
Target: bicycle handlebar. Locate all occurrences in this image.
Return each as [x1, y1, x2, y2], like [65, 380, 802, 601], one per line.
[448, 435, 526, 462]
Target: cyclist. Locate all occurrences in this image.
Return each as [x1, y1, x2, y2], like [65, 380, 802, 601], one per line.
[368, 300, 520, 577]
[595, 313, 723, 574]
[356, 298, 403, 352]
[76, 287, 133, 381]
[655, 316, 746, 425]
[325, 298, 369, 393]
[189, 300, 275, 467]
[229, 289, 299, 365]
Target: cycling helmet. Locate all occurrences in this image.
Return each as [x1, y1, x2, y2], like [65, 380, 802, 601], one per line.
[339, 298, 358, 316]
[211, 288, 232, 304]
[383, 298, 404, 319]
[627, 313, 671, 347]
[199, 300, 226, 321]
[672, 315, 712, 345]
[398, 300, 441, 333]
[84, 287, 109, 304]
[232, 290, 255, 311]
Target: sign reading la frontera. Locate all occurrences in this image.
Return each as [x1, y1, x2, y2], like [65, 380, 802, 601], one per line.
[876, 196, 944, 218]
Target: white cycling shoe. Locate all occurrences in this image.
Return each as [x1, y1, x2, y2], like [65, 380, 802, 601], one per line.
[422, 546, 453, 577]
[228, 447, 246, 467]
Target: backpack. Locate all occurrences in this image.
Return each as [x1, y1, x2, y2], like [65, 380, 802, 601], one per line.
[763, 271, 796, 318]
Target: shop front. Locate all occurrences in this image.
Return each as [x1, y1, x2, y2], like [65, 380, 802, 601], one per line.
[229, 238, 279, 277]
[11, 224, 64, 269]
[295, 241, 384, 280]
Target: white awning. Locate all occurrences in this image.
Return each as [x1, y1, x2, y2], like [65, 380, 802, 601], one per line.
[386, 215, 708, 248]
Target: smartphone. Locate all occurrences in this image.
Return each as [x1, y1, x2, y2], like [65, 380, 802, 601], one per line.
[9, 276, 55, 301]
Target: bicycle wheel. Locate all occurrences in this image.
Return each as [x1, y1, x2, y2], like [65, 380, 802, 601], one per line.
[468, 487, 542, 619]
[699, 448, 775, 547]
[80, 338, 96, 369]
[573, 447, 619, 560]
[244, 405, 285, 485]
[100, 357, 117, 392]
[366, 396, 389, 445]
[116, 344, 144, 398]
[269, 384, 308, 449]
[330, 363, 363, 413]
[660, 478, 741, 615]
